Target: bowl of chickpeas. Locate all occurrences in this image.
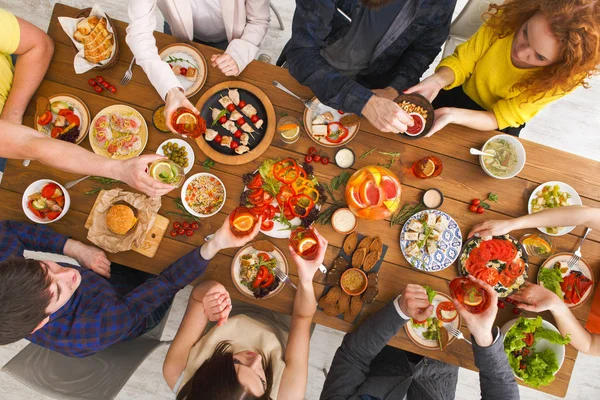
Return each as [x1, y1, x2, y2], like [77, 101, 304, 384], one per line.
[156, 139, 195, 175]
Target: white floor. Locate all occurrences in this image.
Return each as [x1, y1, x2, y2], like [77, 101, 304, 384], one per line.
[0, 0, 599, 399]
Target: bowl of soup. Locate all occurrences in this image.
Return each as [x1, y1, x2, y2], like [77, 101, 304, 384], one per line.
[340, 268, 368, 296]
[479, 134, 526, 180]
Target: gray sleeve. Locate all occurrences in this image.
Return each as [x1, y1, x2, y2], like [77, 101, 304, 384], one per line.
[320, 301, 408, 400]
[472, 327, 520, 400]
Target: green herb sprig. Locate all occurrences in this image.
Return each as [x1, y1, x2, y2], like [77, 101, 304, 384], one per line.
[330, 172, 350, 191]
[359, 148, 375, 159]
[168, 198, 203, 222]
[390, 202, 426, 227]
[85, 176, 123, 195]
[166, 55, 199, 69]
[202, 158, 215, 171]
[315, 201, 345, 225]
[210, 108, 229, 127]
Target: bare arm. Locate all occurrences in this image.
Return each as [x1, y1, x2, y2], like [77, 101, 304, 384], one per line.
[469, 206, 600, 237]
[277, 231, 327, 400]
[0, 16, 54, 124]
[427, 107, 499, 137]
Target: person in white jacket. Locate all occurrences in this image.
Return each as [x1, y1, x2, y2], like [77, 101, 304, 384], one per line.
[126, 0, 270, 132]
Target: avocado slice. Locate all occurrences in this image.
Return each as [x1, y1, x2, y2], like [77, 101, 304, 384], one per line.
[50, 100, 71, 115]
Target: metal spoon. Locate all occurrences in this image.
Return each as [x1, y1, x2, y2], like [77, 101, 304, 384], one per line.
[470, 148, 495, 157]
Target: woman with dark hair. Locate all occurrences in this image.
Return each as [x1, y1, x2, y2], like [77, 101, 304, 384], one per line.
[163, 226, 328, 399]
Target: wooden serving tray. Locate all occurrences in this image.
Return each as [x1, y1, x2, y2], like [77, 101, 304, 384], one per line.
[84, 190, 169, 258]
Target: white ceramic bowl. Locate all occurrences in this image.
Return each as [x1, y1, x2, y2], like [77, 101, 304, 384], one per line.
[180, 173, 226, 218]
[22, 179, 70, 224]
[501, 318, 566, 381]
[156, 138, 195, 175]
[527, 181, 582, 236]
[479, 134, 526, 180]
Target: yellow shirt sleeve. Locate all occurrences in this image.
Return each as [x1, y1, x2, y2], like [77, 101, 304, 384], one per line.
[491, 90, 568, 129]
[0, 9, 20, 54]
[436, 22, 497, 90]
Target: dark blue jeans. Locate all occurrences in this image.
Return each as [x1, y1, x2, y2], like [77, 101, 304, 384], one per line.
[163, 22, 228, 50]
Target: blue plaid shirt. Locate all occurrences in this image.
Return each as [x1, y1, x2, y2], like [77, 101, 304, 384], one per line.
[0, 220, 209, 357]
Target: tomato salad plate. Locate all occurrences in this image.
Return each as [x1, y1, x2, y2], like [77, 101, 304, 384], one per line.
[528, 181, 582, 236]
[405, 289, 461, 351]
[538, 252, 594, 308]
[195, 81, 276, 165]
[231, 241, 288, 300]
[395, 93, 434, 139]
[304, 98, 361, 148]
[35, 94, 90, 144]
[400, 210, 462, 272]
[459, 235, 528, 297]
[89, 105, 148, 160]
[22, 179, 70, 224]
[240, 158, 325, 239]
[159, 43, 207, 97]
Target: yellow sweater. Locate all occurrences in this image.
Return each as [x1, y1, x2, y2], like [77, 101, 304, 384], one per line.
[437, 22, 568, 129]
[0, 9, 20, 114]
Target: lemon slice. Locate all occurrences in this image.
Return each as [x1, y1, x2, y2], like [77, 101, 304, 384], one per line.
[233, 215, 254, 232]
[151, 161, 175, 181]
[176, 112, 197, 126]
[298, 237, 317, 254]
[463, 288, 483, 307]
[523, 236, 551, 254]
[422, 159, 436, 177]
[383, 198, 400, 211]
[280, 125, 300, 140]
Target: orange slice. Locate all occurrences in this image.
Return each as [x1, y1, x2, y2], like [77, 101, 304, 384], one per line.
[233, 215, 254, 232]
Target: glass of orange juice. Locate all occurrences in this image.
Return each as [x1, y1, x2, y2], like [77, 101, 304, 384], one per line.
[171, 107, 206, 138]
[289, 227, 319, 260]
[277, 116, 301, 144]
[229, 207, 258, 236]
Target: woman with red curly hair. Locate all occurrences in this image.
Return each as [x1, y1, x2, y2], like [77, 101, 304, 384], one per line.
[406, 0, 600, 136]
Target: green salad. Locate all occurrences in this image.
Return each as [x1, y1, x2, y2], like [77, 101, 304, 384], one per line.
[538, 262, 564, 298]
[504, 316, 570, 388]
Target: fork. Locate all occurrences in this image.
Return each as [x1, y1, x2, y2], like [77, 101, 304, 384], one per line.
[120, 57, 136, 86]
[275, 267, 297, 290]
[445, 324, 472, 345]
[272, 80, 319, 112]
[568, 227, 592, 268]
[64, 175, 91, 189]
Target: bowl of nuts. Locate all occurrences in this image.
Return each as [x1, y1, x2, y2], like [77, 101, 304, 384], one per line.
[156, 139, 195, 174]
[395, 93, 434, 139]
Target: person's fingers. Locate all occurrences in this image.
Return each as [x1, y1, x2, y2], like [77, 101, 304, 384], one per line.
[207, 297, 230, 314]
[413, 304, 433, 320]
[406, 297, 432, 310]
[215, 55, 231, 68]
[467, 274, 498, 300]
[514, 302, 537, 312]
[403, 84, 421, 94]
[211, 54, 219, 62]
[211, 303, 232, 322]
[452, 298, 470, 320]
[217, 304, 232, 326]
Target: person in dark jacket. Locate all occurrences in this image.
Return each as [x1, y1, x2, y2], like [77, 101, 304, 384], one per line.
[320, 278, 520, 400]
[282, 0, 457, 134]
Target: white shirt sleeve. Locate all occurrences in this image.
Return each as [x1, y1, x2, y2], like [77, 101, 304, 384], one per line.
[393, 295, 411, 321]
[126, 0, 183, 100]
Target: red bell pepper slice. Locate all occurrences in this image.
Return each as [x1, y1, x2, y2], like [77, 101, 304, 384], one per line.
[273, 158, 297, 176]
[260, 220, 274, 231]
[275, 165, 299, 184]
[276, 185, 295, 207]
[288, 194, 315, 218]
[252, 266, 268, 288]
[248, 173, 263, 189]
[259, 272, 275, 288]
[325, 122, 349, 144]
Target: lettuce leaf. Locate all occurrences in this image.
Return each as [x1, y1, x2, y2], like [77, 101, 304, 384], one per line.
[539, 263, 564, 299]
[258, 159, 278, 180]
[504, 316, 543, 353]
[424, 285, 436, 303]
[535, 327, 571, 346]
[520, 349, 559, 388]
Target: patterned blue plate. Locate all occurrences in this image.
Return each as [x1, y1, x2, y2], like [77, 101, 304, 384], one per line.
[399, 210, 462, 272]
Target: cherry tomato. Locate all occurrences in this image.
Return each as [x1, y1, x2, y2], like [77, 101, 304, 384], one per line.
[65, 113, 80, 126]
[214, 135, 222, 143]
[238, 100, 247, 108]
[226, 103, 236, 112]
[101, 81, 110, 88]
[107, 86, 116, 93]
[308, 147, 317, 155]
[237, 117, 246, 126]
[234, 130, 242, 138]
[218, 116, 228, 124]
[46, 211, 61, 221]
[512, 307, 522, 315]
[50, 127, 62, 138]
[497, 300, 506, 309]
[313, 154, 321, 162]
[321, 156, 329, 165]
[180, 67, 188, 75]
[471, 199, 481, 206]
[94, 85, 103, 93]
[173, 222, 181, 229]
[88, 79, 97, 86]
[177, 228, 185, 235]
[190, 222, 199, 230]
[170, 230, 178, 237]
[96, 76, 104, 83]
[305, 155, 313, 163]
[477, 206, 485, 214]
[183, 222, 189, 228]
[469, 205, 478, 213]
[185, 229, 194, 236]
[250, 115, 259, 123]
[337, 110, 345, 115]
[231, 141, 239, 150]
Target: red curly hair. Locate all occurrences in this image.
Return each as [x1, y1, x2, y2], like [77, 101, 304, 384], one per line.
[484, 0, 600, 97]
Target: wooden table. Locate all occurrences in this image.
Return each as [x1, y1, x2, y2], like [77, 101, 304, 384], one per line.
[3, 4, 600, 397]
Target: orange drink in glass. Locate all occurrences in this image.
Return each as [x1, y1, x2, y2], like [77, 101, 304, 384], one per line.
[449, 277, 491, 314]
[289, 227, 319, 259]
[171, 107, 206, 138]
[345, 165, 402, 220]
[229, 207, 258, 237]
[412, 156, 443, 179]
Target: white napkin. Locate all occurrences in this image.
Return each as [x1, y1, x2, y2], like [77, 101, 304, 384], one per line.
[58, 4, 117, 74]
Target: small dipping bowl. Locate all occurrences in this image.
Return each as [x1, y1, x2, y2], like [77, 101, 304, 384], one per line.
[422, 188, 444, 209]
[331, 207, 358, 234]
[334, 148, 355, 169]
[340, 268, 368, 296]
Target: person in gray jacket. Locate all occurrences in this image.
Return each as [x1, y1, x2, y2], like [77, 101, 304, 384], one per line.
[320, 277, 520, 400]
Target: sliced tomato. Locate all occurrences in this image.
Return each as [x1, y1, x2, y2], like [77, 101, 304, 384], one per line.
[283, 205, 295, 220]
[261, 220, 274, 231]
[478, 268, 500, 286]
[267, 205, 277, 220]
[252, 266, 269, 288]
[257, 252, 271, 262]
[248, 174, 263, 190]
[259, 273, 275, 288]
[55, 196, 65, 208]
[248, 188, 265, 204]
[41, 183, 59, 199]
[436, 301, 458, 323]
[65, 113, 81, 126]
[276, 185, 295, 207]
[465, 259, 487, 275]
[107, 144, 118, 154]
[46, 211, 61, 221]
[37, 111, 53, 126]
[28, 200, 45, 219]
[523, 332, 535, 347]
[503, 242, 518, 262]
[262, 190, 274, 204]
[50, 127, 63, 138]
[249, 203, 269, 216]
[499, 271, 515, 288]
[505, 258, 525, 278]
[58, 108, 74, 116]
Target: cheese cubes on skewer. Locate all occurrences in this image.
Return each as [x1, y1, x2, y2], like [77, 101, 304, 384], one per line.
[228, 89, 240, 106]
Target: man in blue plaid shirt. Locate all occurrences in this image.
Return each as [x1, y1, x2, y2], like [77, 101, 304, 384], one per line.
[0, 218, 258, 357]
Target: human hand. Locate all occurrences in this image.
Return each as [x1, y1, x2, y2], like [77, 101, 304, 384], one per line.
[211, 53, 240, 76]
[424, 107, 454, 137]
[508, 282, 563, 313]
[66, 240, 111, 278]
[371, 87, 399, 101]
[164, 87, 200, 133]
[404, 74, 446, 103]
[202, 216, 263, 260]
[202, 283, 232, 327]
[453, 275, 498, 347]
[398, 284, 434, 321]
[117, 154, 175, 197]
[289, 228, 328, 285]
[362, 96, 413, 133]
[468, 219, 515, 238]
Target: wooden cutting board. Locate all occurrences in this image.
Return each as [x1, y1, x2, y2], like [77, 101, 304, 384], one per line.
[85, 190, 169, 258]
